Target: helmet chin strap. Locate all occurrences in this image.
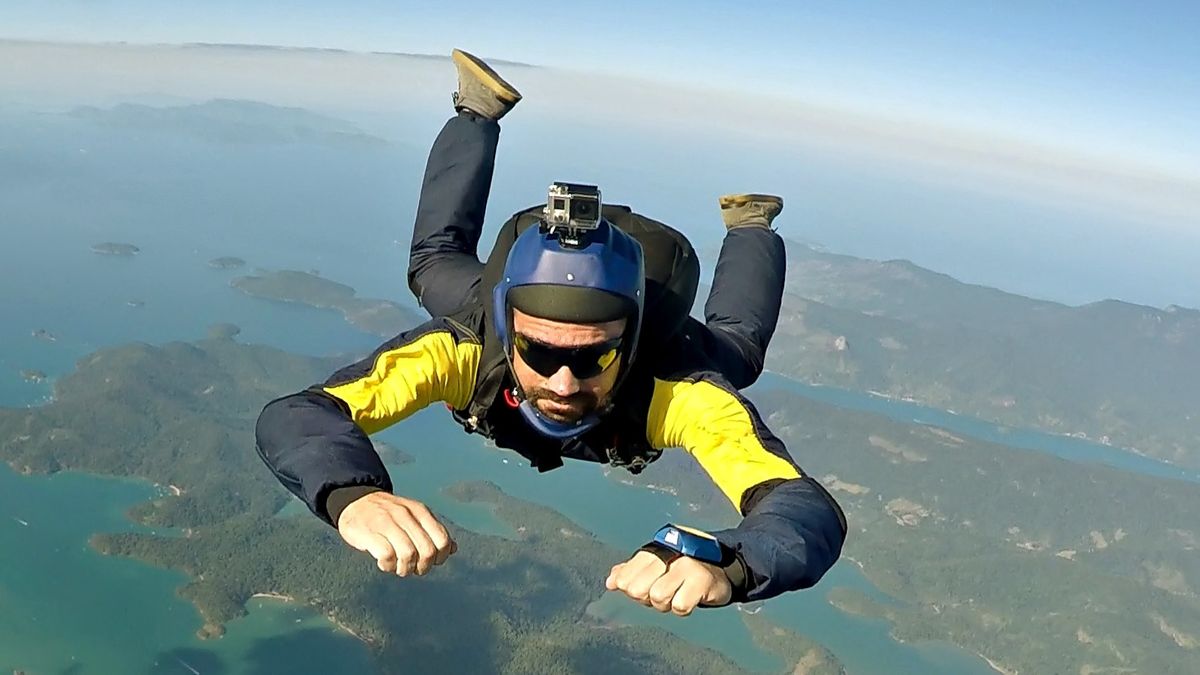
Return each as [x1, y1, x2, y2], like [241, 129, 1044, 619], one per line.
[515, 398, 601, 439]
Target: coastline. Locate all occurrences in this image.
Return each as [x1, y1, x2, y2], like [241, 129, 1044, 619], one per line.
[980, 653, 1017, 675]
[761, 370, 1194, 472]
[249, 592, 374, 646]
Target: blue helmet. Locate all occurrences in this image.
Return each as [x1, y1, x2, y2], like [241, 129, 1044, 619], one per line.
[492, 218, 645, 438]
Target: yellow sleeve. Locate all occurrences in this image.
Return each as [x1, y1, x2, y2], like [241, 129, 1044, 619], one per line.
[322, 329, 481, 435]
[646, 378, 802, 510]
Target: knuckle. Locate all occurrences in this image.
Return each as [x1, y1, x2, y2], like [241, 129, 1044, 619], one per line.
[370, 511, 397, 532]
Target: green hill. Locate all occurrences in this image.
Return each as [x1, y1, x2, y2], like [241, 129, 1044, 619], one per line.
[768, 243, 1200, 466]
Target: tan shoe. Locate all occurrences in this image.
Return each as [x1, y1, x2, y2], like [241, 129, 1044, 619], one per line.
[451, 48, 522, 120]
[718, 194, 784, 230]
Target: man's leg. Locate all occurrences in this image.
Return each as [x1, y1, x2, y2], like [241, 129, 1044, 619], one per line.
[407, 49, 521, 317]
[407, 113, 498, 316]
[697, 194, 786, 389]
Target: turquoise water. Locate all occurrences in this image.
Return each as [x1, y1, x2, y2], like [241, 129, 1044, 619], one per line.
[0, 463, 375, 674]
[756, 373, 1200, 484]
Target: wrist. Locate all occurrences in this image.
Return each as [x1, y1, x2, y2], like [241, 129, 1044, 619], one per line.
[641, 523, 750, 604]
[720, 555, 749, 603]
[325, 485, 385, 527]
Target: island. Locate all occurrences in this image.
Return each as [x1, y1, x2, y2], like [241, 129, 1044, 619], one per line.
[207, 256, 246, 270]
[91, 242, 140, 256]
[18, 369, 46, 384]
[206, 322, 241, 340]
[231, 269, 423, 337]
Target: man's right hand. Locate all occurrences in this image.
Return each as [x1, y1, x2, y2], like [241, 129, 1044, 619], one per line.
[337, 492, 457, 577]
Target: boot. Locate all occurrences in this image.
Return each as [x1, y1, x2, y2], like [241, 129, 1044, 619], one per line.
[451, 48, 522, 120]
[718, 194, 784, 230]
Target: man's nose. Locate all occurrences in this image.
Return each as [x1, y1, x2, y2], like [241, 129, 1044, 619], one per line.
[545, 365, 581, 397]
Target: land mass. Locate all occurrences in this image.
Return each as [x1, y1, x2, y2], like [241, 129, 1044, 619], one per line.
[5, 316, 1198, 673]
[18, 370, 46, 384]
[639, 382, 1200, 675]
[208, 256, 246, 270]
[766, 242, 1200, 467]
[741, 613, 845, 675]
[91, 241, 140, 256]
[0, 332, 829, 675]
[231, 269, 424, 337]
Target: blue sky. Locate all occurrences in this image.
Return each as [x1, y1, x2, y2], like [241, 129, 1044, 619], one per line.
[2, 0, 1198, 177]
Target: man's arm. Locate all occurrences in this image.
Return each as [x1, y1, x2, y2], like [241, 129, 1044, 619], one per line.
[255, 319, 481, 526]
[645, 374, 847, 602]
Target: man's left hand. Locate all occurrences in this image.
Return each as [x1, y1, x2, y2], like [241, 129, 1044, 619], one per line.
[605, 549, 732, 616]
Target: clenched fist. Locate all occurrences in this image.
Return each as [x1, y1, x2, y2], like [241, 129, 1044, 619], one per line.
[337, 492, 457, 577]
[605, 549, 732, 616]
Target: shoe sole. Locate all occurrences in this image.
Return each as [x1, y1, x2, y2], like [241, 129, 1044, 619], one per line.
[452, 49, 522, 103]
[719, 193, 783, 209]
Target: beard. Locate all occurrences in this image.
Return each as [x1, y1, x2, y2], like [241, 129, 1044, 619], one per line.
[525, 387, 602, 423]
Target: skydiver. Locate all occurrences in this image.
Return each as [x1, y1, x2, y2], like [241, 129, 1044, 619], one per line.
[255, 50, 845, 617]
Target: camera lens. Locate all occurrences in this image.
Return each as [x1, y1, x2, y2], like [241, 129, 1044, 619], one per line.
[572, 200, 595, 218]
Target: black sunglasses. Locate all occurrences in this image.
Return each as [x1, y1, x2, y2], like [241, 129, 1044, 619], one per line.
[513, 333, 622, 379]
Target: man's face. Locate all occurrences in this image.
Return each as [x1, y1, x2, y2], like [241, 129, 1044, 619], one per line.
[510, 308, 626, 424]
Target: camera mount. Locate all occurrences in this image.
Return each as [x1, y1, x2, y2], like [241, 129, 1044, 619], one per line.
[543, 182, 603, 247]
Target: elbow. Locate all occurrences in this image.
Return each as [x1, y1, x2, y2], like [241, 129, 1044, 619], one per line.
[726, 476, 848, 599]
[795, 476, 848, 587]
[254, 393, 296, 466]
[254, 389, 334, 481]
[794, 517, 845, 590]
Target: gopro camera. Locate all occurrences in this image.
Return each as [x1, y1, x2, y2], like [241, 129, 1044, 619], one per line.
[544, 182, 603, 231]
